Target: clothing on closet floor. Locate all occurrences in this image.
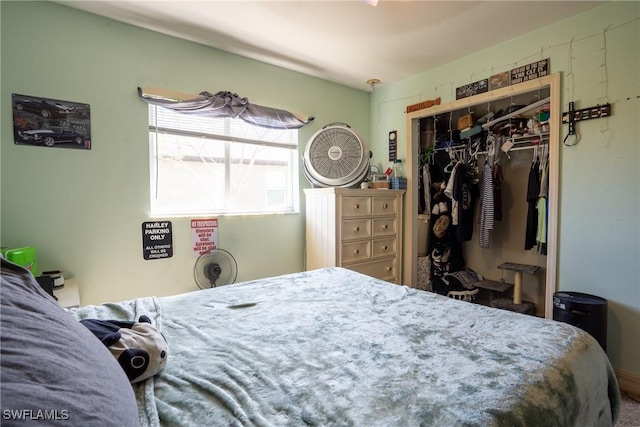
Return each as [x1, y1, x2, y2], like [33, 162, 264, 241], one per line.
[479, 160, 494, 249]
[431, 268, 481, 297]
[442, 268, 483, 290]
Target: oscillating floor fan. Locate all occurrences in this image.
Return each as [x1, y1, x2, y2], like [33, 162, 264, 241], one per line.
[303, 122, 370, 188]
[194, 248, 238, 289]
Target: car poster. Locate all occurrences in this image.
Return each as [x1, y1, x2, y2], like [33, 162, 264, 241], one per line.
[12, 93, 91, 150]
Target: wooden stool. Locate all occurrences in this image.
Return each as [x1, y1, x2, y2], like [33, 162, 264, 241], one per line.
[474, 279, 513, 304]
[497, 262, 540, 305]
[491, 298, 536, 315]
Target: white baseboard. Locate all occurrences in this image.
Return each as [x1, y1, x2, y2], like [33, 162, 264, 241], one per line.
[616, 369, 640, 395]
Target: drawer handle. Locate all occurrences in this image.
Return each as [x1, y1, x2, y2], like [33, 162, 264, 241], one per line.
[382, 224, 389, 230]
[354, 249, 360, 255]
[354, 203, 360, 210]
[354, 226, 360, 232]
[386, 266, 392, 272]
[383, 203, 389, 209]
[382, 245, 388, 251]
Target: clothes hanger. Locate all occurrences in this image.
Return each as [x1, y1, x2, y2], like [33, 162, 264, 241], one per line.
[444, 147, 456, 173]
[422, 146, 435, 165]
[485, 133, 496, 165]
[469, 141, 480, 159]
[439, 112, 457, 172]
[541, 144, 549, 166]
[499, 135, 512, 160]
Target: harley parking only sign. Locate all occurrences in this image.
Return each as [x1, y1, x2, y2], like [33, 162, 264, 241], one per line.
[142, 221, 173, 260]
[191, 218, 218, 257]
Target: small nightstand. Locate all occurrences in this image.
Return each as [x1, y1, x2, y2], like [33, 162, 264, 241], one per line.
[53, 278, 80, 308]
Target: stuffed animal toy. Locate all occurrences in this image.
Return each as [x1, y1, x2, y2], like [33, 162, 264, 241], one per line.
[80, 315, 168, 383]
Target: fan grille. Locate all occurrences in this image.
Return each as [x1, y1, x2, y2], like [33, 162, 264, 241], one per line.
[194, 248, 238, 289]
[303, 124, 369, 187]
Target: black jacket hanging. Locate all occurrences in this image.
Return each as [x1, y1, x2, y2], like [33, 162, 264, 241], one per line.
[453, 162, 478, 242]
[524, 161, 540, 250]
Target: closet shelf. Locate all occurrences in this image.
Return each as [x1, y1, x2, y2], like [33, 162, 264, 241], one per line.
[508, 132, 550, 145]
[431, 132, 549, 155]
[482, 97, 551, 130]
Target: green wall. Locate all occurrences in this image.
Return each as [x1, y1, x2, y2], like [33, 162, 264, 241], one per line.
[0, 1, 369, 304]
[368, 2, 639, 375]
[1, 1, 638, 378]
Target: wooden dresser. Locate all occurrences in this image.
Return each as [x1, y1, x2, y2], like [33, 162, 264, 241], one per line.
[304, 188, 404, 283]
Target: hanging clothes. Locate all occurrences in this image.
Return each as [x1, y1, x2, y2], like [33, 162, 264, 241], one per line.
[479, 160, 494, 249]
[453, 161, 478, 242]
[524, 160, 541, 250]
[418, 155, 426, 215]
[429, 227, 466, 283]
[536, 197, 547, 253]
[418, 162, 425, 214]
[536, 151, 549, 255]
[428, 151, 465, 286]
[493, 162, 503, 221]
[422, 163, 432, 216]
[444, 161, 460, 225]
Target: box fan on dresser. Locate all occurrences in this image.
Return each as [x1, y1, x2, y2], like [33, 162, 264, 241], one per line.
[302, 122, 404, 283]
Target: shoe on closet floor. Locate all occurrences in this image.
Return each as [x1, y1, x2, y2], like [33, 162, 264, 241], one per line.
[447, 288, 480, 302]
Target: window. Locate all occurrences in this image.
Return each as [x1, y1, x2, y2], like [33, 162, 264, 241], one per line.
[148, 105, 299, 216]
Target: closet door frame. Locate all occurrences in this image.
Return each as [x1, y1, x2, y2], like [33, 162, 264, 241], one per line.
[403, 73, 560, 319]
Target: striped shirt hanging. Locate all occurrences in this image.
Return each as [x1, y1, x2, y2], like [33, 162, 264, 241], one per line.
[479, 161, 494, 249]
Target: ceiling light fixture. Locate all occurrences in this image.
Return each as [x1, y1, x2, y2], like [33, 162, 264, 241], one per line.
[366, 78, 381, 91]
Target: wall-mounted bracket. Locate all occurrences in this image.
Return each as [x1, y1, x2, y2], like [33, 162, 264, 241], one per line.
[562, 103, 611, 124]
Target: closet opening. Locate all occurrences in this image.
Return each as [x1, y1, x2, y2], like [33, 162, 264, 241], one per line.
[403, 74, 560, 318]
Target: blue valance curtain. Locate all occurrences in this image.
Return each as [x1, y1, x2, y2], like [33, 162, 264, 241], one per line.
[138, 86, 313, 130]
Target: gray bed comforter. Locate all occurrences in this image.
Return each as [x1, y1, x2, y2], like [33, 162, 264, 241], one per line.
[70, 267, 619, 426]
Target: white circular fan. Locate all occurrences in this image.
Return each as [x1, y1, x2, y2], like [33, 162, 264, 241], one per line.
[194, 248, 238, 289]
[303, 122, 370, 188]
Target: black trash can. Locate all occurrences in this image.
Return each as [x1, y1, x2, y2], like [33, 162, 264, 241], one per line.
[553, 292, 608, 351]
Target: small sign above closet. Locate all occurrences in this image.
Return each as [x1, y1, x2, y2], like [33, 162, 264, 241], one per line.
[455, 58, 550, 100]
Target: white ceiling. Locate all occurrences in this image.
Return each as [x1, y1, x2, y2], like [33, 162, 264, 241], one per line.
[56, 0, 604, 91]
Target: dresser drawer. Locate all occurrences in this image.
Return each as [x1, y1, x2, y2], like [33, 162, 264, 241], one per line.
[348, 257, 398, 283]
[341, 241, 371, 264]
[305, 188, 403, 284]
[342, 218, 371, 240]
[372, 217, 397, 237]
[372, 196, 398, 216]
[341, 196, 371, 217]
[372, 237, 396, 258]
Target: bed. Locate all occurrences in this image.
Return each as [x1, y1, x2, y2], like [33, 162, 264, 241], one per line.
[1, 259, 620, 426]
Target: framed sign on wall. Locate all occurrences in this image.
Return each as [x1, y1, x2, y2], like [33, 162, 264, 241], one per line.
[389, 130, 397, 161]
[12, 93, 91, 150]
